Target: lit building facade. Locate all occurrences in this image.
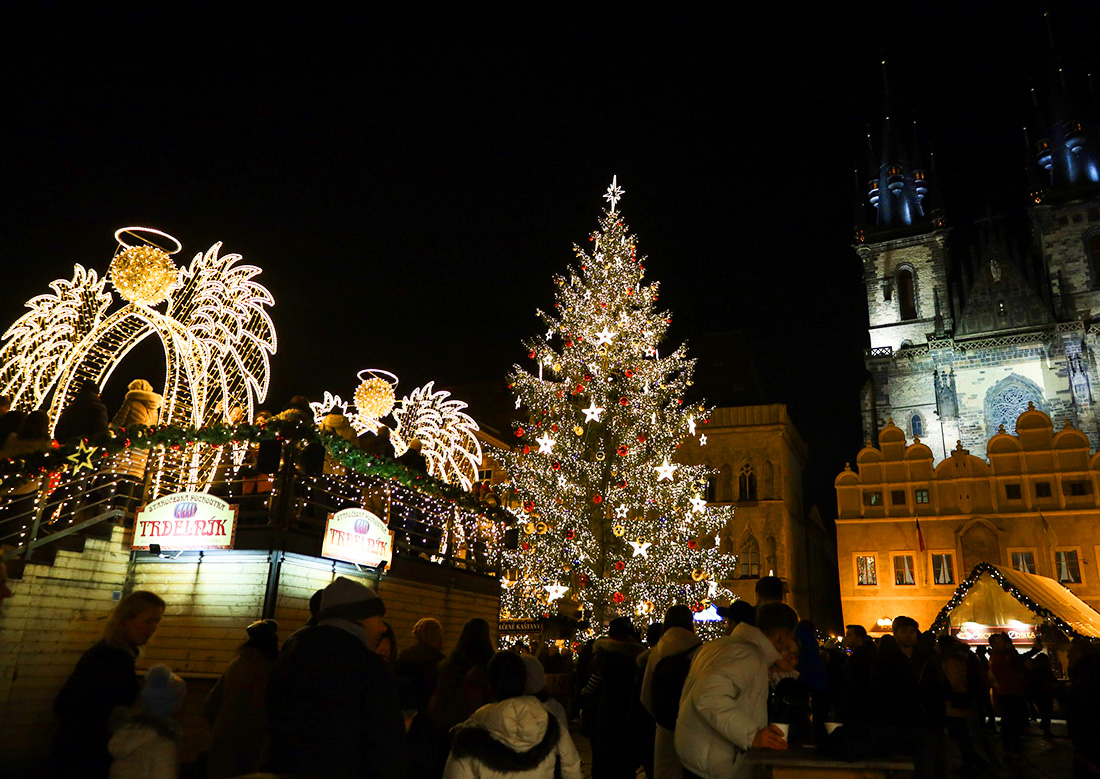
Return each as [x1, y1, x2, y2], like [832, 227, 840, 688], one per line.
[835, 406, 1100, 633]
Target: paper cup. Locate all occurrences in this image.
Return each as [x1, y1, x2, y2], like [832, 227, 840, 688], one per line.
[824, 722, 841, 735]
[772, 723, 790, 740]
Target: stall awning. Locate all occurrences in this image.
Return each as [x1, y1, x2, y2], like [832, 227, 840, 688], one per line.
[932, 562, 1100, 638]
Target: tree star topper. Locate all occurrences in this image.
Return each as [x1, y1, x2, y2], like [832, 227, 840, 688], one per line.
[654, 458, 677, 481]
[66, 440, 99, 472]
[604, 175, 624, 214]
[582, 401, 605, 423]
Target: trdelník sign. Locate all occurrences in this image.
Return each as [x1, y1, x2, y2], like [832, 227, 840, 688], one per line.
[322, 508, 395, 569]
[132, 492, 238, 550]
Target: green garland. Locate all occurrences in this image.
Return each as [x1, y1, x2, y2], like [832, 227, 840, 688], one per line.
[930, 561, 1075, 637]
[0, 419, 511, 523]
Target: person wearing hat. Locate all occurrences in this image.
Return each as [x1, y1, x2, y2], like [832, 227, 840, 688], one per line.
[265, 577, 406, 777]
[642, 605, 703, 779]
[204, 619, 280, 778]
[108, 664, 186, 779]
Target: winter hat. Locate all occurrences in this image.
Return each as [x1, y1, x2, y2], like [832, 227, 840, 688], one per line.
[318, 577, 385, 622]
[128, 379, 154, 393]
[246, 618, 278, 640]
[141, 665, 186, 718]
[521, 654, 546, 695]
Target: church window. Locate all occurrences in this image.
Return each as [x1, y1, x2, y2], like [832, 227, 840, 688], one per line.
[739, 537, 761, 578]
[931, 553, 955, 585]
[893, 555, 916, 585]
[856, 555, 877, 586]
[915, 488, 930, 504]
[705, 475, 717, 502]
[1005, 484, 1022, 500]
[1056, 550, 1082, 584]
[738, 463, 757, 501]
[1068, 481, 1088, 496]
[1087, 231, 1100, 288]
[984, 374, 1044, 436]
[1011, 550, 1036, 574]
[891, 490, 906, 505]
[910, 414, 923, 437]
[864, 491, 882, 506]
[1035, 482, 1052, 498]
[897, 268, 917, 320]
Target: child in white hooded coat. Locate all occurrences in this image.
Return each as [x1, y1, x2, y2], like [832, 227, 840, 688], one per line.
[108, 664, 185, 779]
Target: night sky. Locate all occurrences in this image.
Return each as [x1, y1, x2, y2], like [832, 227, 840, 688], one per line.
[4, 4, 1098, 521]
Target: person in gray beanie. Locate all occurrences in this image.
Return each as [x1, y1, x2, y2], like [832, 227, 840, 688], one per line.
[265, 577, 406, 777]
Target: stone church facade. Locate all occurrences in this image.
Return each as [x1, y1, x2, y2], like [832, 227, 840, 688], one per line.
[857, 82, 1100, 464]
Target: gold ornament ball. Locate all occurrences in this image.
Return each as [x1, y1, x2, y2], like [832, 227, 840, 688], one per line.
[574, 426, 584, 436]
[523, 522, 536, 535]
[355, 377, 396, 420]
[535, 521, 548, 534]
[612, 524, 625, 537]
[110, 246, 177, 306]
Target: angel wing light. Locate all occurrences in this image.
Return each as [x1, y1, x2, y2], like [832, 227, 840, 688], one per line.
[392, 381, 483, 490]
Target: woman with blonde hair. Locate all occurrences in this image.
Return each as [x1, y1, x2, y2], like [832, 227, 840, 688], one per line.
[53, 590, 167, 777]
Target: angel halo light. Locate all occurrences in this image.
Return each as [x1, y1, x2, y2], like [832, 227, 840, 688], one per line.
[311, 371, 483, 490]
[0, 226, 277, 494]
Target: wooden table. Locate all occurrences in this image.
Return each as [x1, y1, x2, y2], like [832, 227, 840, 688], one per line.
[743, 746, 915, 778]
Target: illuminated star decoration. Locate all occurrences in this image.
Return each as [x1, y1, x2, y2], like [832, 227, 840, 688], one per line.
[66, 440, 99, 473]
[654, 459, 677, 481]
[687, 415, 696, 435]
[536, 433, 556, 455]
[689, 494, 708, 513]
[628, 540, 652, 558]
[546, 584, 569, 602]
[582, 401, 604, 423]
[614, 503, 629, 519]
[699, 433, 707, 446]
[604, 175, 625, 213]
[558, 475, 567, 488]
[593, 328, 616, 347]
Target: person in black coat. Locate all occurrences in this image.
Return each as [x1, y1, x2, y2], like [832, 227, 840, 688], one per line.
[266, 577, 406, 778]
[395, 617, 446, 714]
[52, 590, 166, 778]
[53, 383, 109, 445]
[582, 617, 645, 779]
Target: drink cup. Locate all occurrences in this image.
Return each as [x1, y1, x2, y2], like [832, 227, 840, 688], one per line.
[772, 723, 790, 740]
[824, 722, 841, 735]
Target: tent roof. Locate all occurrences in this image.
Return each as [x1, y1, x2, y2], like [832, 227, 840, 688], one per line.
[932, 562, 1100, 638]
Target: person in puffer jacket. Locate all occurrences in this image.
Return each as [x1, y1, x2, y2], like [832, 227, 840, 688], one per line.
[445, 651, 582, 779]
[108, 664, 186, 779]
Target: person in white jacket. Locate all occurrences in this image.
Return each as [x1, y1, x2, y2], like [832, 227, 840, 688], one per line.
[444, 651, 582, 779]
[642, 605, 702, 779]
[675, 602, 799, 779]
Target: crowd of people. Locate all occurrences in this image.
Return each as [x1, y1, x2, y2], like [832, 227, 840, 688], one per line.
[30, 565, 1100, 779]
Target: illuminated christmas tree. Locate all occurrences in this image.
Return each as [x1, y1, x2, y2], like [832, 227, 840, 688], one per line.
[500, 178, 736, 630]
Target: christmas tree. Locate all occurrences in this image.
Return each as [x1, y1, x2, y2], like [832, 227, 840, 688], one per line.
[500, 178, 736, 630]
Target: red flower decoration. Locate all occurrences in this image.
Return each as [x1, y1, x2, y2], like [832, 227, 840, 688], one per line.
[515, 427, 525, 437]
[614, 560, 625, 571]
[616, 444, 628, 456]
[593, 494, 603, 504]
[691, 602, 703, 613]
[565, 341, 573, 348]
[613, 592, 625, 604]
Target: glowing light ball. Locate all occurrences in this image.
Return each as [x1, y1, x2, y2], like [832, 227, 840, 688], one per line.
[354, 373, 396, 421]
[109, 245, 178, 305]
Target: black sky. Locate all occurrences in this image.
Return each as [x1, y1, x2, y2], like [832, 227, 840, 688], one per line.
[4, 3, 1099, 520]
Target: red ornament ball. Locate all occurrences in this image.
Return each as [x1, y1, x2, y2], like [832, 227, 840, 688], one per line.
[613, 592, 625, 604]
[637, 434, 646, 443]
[614, 560, 625, 572]
[515, 427, 525, 437]
[584, 374, 592, 382]
[573, 384, 585, 395]
[528, 350, 536, 359]
[616, 444, 628, 456]
[691, 602, 703, 613]
[523, 500, 535, 512]
[552, 461, 561, 470]
[522, 445, 531, 455]
[565, 529, 575, 540]
[624, 369, 634, 378]
[593, 494, 603, 504]
[578, 574, 589, 586]
[687, 539, 698, 549]
[551, 424, 558, 432]
[618, 480, 627, 489]
[521, 542, 530, 551]
[619, 397, 629, 406]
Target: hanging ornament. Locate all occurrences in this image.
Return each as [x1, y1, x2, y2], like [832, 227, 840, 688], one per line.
[523, 500, 535, 512]
[535, 522, 548, 534]
[612, 524, 625, 537]
[354, 369, 398, 422]
[521, 542, 530, 551]
[528, 350, 537, 359]
[552, 461, 561, 470]
[614, 560, 625, 572]
[574, 426, 584, 436]
[613, 592, 625, 604]
[110, 245, 178, 306]
[616, 444, 628, 456]
[637, 434, 646, 443]
[524, 522, 536, 534]
[691, 568, 708, 582]
[593, 494, 603, 504]
[564, 529, 575, 540]
[515, 427, 525, 437]
[596, 451, 606, 462]
[619, 396, 629, 406]
[577, 574, 589, 587]
[624, 369, 635, 378]
[687, 538, 698, 549]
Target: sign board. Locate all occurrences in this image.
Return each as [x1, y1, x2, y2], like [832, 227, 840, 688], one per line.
[321, 508, 395, 569]
[132, 492, 238, 550]
[498, 619, 545, 635]
[952, 622, 1039, 645]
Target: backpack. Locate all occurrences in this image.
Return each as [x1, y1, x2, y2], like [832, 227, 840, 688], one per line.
[651, 645, 698, 730]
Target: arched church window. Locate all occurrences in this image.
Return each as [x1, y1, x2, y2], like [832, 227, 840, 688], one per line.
[910, 414, 923, 438]
[1087, 231, 1100, 289]
[984, 374, 1045, 436]
[738, 463, 757, 501]
[897, 268, 917, 321]
[739, 536, 761, 578]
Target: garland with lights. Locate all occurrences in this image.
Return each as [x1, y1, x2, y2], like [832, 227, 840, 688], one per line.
[930, 562, 1080, 637]
[0, 419, 510, 524]
[499, 178, 736, 629]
